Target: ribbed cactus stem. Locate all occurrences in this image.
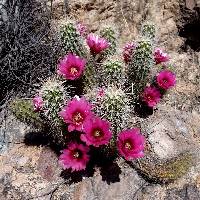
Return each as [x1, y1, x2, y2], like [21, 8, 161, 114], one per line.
[103, 60, 124, 86]
[128, 39, 153, 98]
[60, 23, 86, 57]
[40, 78, 69, 125]
[10, 99, 44, 129]
[100, 27, 117, 56]
[141, 23, 156, 40]
[95, 87, 131, 155]
[93, 87, 131, 136]
[83, 57, 98, 90]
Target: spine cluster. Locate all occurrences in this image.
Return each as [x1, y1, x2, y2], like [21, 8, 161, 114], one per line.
[127, 39, 153, 99]
[100, 27, 117, 57]
[60, 22, 86, 57]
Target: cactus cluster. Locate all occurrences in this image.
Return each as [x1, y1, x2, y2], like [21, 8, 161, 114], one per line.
[9, 21, 188, 181]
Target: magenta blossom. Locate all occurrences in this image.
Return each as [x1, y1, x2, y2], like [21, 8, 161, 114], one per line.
[141, 86, 161, 107]
[154, 48, 169, 64]
[81, 117, 112, 147]
[86, 34, 110, 54]
[76, 22, 87, 37]
[57, 53, 86, 80]
[157, 70, 176, 90]
[122, 42, 136, 63]
[117, 128, 145, 160]
[59, 97, 93, 132]
[59, 142, 90, 171]
[33, 96, 43, 111]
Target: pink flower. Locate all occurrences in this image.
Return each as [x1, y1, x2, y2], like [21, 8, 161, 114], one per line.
[59, 142, 90, 171]
[86, 34, 110, 54]
[117, 128, 145, 160]
[59, 97, 93, 132]
[76, 22, 87, 37]
[154, 48, 170, 64]
[81, 117, 112, 147]
[122, 42, 136, 63]
[156, 70, 176, 90]
[141, 86, 161, 107]
[57, 53, 86, 80]
[33, 96, 43, 111]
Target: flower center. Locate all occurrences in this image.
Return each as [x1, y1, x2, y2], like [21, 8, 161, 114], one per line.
[73, 112, 84, 125]
[124, 142, 132, 150]
[70, 67, 78, 76]
[93, 129, 103, 138]
[72, 150, 82, 159]
[163, 79, 168, 83]
[147, 95, 152, 101]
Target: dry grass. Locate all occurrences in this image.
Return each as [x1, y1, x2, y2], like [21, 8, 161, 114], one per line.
[0, 0, 62, 108]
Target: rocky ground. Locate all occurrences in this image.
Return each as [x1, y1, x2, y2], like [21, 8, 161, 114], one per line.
[0, 0, 200, 199]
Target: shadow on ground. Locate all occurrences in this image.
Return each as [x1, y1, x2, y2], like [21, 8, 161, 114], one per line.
[24, 130, 122, 185]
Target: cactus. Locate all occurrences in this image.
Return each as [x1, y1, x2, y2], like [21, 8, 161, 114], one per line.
[83, 57, 98, 91]
[10, 99, 44, 129]
[12, 20, 180, 174]
[89, 86, 132, 135]
[97, 86, 132, 155]
[100, 27, 117, 57]
[60, 22, 86, 57]
[39, 77, 70, 125]
[102, 60, 124, 86]
[141, 22, 156, 40]
[132, 152, 193, 183]
[127, 39, 153, 99]
[85, 58, 124, 89]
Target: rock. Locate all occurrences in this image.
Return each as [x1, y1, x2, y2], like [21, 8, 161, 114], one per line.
[1, 0, 200, 199]
[165, 184, 200, 200]
[52, 163, 147, 200]
[0, 112, 31, 154]
[137, 185, 166, 200]
[142, 106, 199, 159]
[0, 145, 63, 199]
[37, 147, 61, 182]
[186, 0, 196, 10]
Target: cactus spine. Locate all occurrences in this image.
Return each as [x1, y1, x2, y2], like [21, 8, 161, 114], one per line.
[102, 60, 124, 86]
[39, 78, 69, 125]
[10, 99, 44, 129]
[100, 27, 117, 57]
[141, 23, 156, 40]
[60, 23, 86, 57]
[127, 39, 153, 99]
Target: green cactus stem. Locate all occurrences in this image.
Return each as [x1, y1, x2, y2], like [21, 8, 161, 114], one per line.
[100, 27, 117, 57]
[60, 22, 86, 57]
[127, 39, 153, 99]
[131, 152, 193, 183]
[141, 22, 156, 40]
[10, 98, 44, 129]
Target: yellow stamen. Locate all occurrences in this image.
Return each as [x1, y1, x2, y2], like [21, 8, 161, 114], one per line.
[94, 130, 102, 137]
[125, 142, 132, 150]
[73, 112, 83, 124]
[73, 151, 80, 158]
[70, 67, 78, 75]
